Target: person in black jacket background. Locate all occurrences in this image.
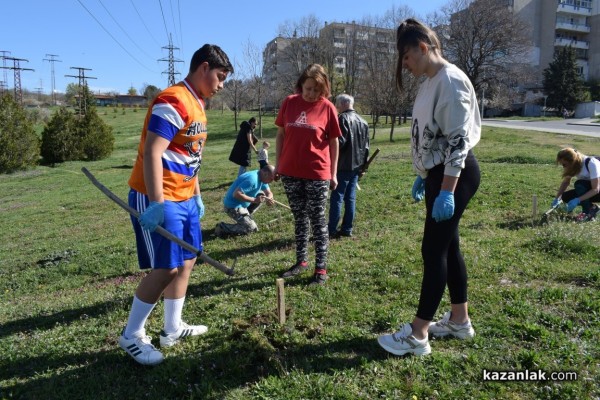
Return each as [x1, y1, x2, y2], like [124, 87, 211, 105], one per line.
[328, 94, 369, 238]
[229, 117, 258, 176]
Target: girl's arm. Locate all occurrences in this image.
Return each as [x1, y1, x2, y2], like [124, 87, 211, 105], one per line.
[556, 176, 572, 199]
[577, 177, 599, 202]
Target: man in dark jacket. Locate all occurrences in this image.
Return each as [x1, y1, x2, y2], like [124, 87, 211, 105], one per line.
[328, 94, 369, 238]
[229, 117, 258, 176]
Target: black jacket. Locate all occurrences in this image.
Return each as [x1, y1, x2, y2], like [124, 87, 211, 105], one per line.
[229, 121, 257, 167]
[337, 110, 369, 172]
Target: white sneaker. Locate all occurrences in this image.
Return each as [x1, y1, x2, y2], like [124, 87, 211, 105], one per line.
[428, 311, 475, 339]
[377, 323, 431, 356]
[160, 321, 208, 348]
[119, 332, 164, 366]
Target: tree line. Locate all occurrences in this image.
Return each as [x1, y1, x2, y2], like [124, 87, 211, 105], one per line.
[215, 0, 596, 137]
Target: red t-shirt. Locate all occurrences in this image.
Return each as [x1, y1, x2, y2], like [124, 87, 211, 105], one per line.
[275, 94, 341, 180]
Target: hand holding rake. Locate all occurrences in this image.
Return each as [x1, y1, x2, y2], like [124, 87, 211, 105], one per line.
[81, 167, 234, 276]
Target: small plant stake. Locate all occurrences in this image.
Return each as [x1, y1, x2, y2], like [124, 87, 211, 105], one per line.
[532, 194, 538, 225]
[276, 278, 286, 324]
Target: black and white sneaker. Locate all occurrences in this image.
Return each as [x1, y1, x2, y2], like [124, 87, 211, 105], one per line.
[119, 332, 164, 365]
[159, 321, 208, 348]
[280, 261, 309, 278]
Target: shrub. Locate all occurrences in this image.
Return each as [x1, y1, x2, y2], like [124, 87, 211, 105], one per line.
[41, 106, 114, 164]
[41, 107, 80, 164]
[0, 93, 40, 173]
[78, 111, 114, 161]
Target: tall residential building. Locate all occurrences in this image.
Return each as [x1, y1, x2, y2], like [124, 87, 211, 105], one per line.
[262, 36, 318, 109]
[262, 21, 395, 108]
[511, 0, 600, 80]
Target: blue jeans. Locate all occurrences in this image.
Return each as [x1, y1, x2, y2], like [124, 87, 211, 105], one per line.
[328, 170, 359, 235]
[561, 179, 600, 213]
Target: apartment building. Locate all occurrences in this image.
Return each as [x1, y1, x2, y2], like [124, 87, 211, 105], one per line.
[262, 22, 395, 108]
[511, 0, 600, 80]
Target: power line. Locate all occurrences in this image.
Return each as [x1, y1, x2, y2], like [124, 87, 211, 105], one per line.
[35, 79, 43, 101]
[75, 0, 157, 73]
[157, 0, 170, 44]
[177, 0, 184, 59]
[43, 54, 62, 105]
[97, 0, 156, 62]
[130, 0, 161, 47]
[159, 35, 183, 87]
[0, 50, 11, 90]
[1, 57, 35, 104]
[65, 66, 97, 115]
[168, 0, 179, 48]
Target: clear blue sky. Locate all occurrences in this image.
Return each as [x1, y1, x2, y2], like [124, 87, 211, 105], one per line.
[1, 0, 448, 95]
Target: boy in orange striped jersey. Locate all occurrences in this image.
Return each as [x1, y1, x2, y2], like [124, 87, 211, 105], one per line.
[119, 44, 233, 366]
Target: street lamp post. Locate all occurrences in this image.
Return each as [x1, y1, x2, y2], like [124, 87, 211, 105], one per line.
[543, 95, 548, 117]
[480, 66, 486, 118]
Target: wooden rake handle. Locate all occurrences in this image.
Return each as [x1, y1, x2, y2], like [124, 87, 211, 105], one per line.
[81, 167, 234, 276]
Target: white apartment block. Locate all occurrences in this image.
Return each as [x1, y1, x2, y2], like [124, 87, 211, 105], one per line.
[511, 0, 600, 81]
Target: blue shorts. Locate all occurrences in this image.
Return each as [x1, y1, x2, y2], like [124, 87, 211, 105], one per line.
[129, 189, 202, 269]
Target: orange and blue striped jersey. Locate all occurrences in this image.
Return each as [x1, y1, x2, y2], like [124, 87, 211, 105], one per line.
[129, 79, 207, 201]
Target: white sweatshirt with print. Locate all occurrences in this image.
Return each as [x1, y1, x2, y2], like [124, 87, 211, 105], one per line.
[410, 63, 481, 178]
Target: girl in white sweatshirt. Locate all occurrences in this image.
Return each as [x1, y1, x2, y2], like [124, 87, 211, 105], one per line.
[378, 18, 481, 356]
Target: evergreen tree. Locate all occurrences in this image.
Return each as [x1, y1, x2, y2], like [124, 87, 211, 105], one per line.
[41, 107, 80, 164]
[0, 93, 40, 173]
[78, 110, 114, 161]
[41, 84, 114, 164]
[542, 46, 586, 112]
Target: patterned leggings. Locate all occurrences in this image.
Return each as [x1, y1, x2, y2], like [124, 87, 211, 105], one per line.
[281, 176, 330, 272]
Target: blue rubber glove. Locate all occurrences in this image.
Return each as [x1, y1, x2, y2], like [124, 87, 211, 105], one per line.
[138, 201, 164, 232]
[193, 194, 205, 219]
[432, 190, 455, 222]
[551, 198, 561, 208]
[411, 176, 425, 202]
[566, 197, 580, 212]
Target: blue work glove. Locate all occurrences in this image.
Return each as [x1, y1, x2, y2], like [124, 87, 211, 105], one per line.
[139, 201, 164, 232]
[566, 197, 580, 212]
[411, 176, 425, 202]
[551, 198, 561, 208]
[193, 194, 205, 219]
[432, 190, 455, 222]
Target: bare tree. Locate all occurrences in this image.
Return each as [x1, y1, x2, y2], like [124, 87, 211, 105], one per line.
[277, 14, 324, 73]
[242, 39, 266, 137]
[320, 21, 373, 100]
[220, 60, 252, 129]
[358, 7, 418, 141]
[432, 0, 533, 112]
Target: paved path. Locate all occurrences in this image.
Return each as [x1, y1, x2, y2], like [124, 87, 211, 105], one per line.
[482, 118, 600, 138]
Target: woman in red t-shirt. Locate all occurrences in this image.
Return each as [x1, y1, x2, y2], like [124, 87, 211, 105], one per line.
[274, 64, 341, 286]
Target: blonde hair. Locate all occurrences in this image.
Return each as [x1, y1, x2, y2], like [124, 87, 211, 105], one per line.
[556, 147, 583, 178]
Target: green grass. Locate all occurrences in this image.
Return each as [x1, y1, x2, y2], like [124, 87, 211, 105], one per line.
[1, 108, 599, 399]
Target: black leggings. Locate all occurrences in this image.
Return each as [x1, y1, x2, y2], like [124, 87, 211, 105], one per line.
[416, 152, 480, 321]
[560, 180, 600, 213]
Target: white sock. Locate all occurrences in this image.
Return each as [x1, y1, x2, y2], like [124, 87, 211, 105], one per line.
[123, 295, 156, 339]
[163, 297, 185, 333]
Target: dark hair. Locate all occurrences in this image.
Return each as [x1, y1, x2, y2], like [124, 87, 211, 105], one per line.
[395, 18, 442, 90]
[189, 44, 234, 74]
[295, 64, 331, 99]
[249, 117, 257, 124]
